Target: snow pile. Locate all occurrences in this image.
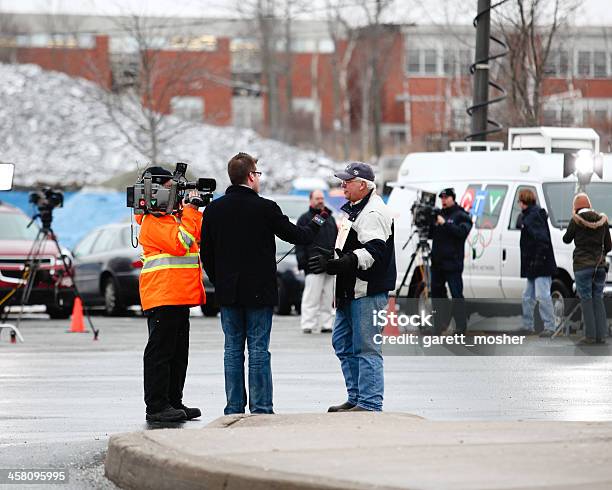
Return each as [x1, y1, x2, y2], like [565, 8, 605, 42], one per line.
[0, 63, 338, 191]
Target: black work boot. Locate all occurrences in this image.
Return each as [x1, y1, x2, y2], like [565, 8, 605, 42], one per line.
[146, 406, 187, 422]
[348, 405, 373, 412]
[175, 405, 202, 420]
[327, 401, 355, 412]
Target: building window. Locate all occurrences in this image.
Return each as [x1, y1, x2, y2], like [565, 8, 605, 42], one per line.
[593, 51, 607, 78]
[451, 108, 470, 131]
[545, 50, 570, 77]
[407, 49, 420, 73]
[443, 51, 456, 75]
[424, 49, 437, 74]
[559, 50, 569, 76]
[292, 97, 317, 113]
[459, 50, 472, 75]
[170, 96, 204, 121]
[577, 51, 591, 76]
[542, 109, 557, 125]
[560, 108, 574, 125]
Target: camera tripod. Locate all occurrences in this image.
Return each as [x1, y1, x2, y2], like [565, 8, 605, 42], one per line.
[0, 208, 98, 341]
[395, 228, 432, 299]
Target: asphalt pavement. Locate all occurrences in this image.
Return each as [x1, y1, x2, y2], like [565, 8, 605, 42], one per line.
[1, 310, 612, 488]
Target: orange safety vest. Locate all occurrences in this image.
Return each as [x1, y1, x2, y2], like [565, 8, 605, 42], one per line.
[135, 207, 205, 311]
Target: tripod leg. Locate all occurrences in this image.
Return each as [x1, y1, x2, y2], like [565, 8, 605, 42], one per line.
[16, 229, 48, 329]
[46, 228, 99, 339]
[396, 250, 419, 297]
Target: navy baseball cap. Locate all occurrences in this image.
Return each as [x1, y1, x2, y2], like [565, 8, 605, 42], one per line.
[439, 187, 456, 199]
[334, 162, 375, 182]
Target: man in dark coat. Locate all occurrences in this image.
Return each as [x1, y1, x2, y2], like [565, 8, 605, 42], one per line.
[201, 152, 325, 415]
[518, 188, 557, 337]
[430, 188, 472, 335]
[295, 190, 337, 334]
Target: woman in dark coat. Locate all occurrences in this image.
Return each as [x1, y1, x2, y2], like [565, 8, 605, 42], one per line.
[518, 189, 557, 337]
[563, 192, 612, 345]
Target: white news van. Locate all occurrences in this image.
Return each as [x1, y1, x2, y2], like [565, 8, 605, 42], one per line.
[387, 127, 612, 323]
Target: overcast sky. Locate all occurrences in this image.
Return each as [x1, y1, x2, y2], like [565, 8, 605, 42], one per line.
[1, 0, 611, 26]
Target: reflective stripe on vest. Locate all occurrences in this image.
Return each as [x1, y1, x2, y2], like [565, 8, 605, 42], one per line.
[178, 226, 195, 250]
[141, 252, 200, 274]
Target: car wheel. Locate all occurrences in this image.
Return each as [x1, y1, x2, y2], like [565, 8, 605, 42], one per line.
[201, 304, 220, 317]
[104, 278, 126, 316]
[47, 304, 72, 320]
[276, 277, 292, 315]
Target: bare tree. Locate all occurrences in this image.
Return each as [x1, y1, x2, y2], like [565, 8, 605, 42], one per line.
[495, 0, 580, 126]
[352, 0, 397, 159]
[90, 14, 224, 163]
[327, 7, 356, 160]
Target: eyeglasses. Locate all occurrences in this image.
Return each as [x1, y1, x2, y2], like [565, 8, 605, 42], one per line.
[341, 179, 359, 187]
[251, 171, 262, 177]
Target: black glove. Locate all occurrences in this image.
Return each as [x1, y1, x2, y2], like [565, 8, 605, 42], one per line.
[326, 248, 358, 275]
[308, 210, 329, 232]
[307, 246, 333, 274]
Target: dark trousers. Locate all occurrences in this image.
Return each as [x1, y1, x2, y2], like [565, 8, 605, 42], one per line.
[431, 268, 467, 334]
[143, 305, 190, 414]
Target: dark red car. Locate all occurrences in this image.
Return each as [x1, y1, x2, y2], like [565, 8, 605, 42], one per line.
[0, 202, 74, 318]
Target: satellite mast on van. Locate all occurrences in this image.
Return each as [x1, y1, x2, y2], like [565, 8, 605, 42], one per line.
[466, 0, 509, 143]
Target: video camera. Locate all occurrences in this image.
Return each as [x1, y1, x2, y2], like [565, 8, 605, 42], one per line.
[410, 190, 440, 237]
[29, 188, 64, 231]
[127, 162, 216, 215]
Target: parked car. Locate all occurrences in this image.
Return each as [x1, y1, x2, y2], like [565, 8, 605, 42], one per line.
[275, 237, 304, 315]
[270, 195, 309, 315]
[72, 222, 218, 316]
[0, 202, 74, 319]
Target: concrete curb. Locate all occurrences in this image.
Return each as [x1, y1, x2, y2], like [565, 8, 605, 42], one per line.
[105, 413, 612, 490]
[105, 425, 382, 490]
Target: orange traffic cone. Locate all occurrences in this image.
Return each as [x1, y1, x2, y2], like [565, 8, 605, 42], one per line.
[68, 297, 86, 333]
[383, 294, 400, 337]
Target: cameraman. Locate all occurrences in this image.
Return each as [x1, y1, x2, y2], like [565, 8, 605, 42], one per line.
[430, 187, 472, 335]
[136, 167, 204, 423]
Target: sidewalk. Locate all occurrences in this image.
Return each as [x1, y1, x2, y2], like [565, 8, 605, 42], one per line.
[105, 413, 612, 490]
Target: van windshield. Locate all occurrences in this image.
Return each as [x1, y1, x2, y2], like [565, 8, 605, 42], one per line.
[0, 211, 39, 240]
[543, 182, 612, 228]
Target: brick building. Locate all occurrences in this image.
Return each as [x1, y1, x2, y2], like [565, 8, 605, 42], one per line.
[2, 13, 611, 152]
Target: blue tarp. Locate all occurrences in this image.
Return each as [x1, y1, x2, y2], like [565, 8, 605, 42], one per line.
[0, 190, 128, 250]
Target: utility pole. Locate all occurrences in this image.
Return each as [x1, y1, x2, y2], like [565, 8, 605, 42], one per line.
[471, 0, 491, 142]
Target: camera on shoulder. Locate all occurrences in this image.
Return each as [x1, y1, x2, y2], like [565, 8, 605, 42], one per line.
[127, 162, 216, 215]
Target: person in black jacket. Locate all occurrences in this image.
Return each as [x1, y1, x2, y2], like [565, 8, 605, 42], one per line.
[430, 188, 472, 335]
[295, 190, 337, 334]
[563, 192, 612, 345]
[201, 153, 325, 415]
[518, 188, 557, 337]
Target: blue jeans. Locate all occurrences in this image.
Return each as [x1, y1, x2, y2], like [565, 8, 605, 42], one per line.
[332, 293, 388, 411]
[220, 306, 273, 415]
[575, 267, 607, 340]
[522, 276, 555, 331]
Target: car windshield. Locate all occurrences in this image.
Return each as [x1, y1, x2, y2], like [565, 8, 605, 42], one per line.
[276, 237, 294, 255]
[0, 211, 39, 240]
[543, 182, 612, 228]
[276, 198, 308, 221]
